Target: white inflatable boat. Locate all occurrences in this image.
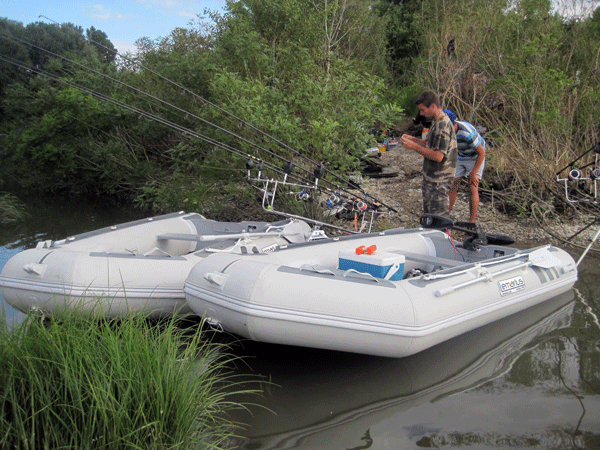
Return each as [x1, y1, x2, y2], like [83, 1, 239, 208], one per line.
[184, 224, 577, 358]
[0, 212, 312, 318]
[226, 289, 575, 448]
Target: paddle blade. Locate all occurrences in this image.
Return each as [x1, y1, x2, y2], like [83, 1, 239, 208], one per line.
[528, 248, 563, 268]
[282, 220, 313, 243]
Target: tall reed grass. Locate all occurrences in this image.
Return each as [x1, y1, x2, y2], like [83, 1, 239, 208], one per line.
[0, 308, 256, 449]
[0, 192, 28, 224]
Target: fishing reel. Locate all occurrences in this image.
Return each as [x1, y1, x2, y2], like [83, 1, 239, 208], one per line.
[565, 165, 600, 182]
[294, 186, 322, 202]
[352, 200, 368, 212]
[568, 167, 582, 181]
[559, 165, 599, 203]
[295, 190, 312, 202]
[556, 142, 600, 203]
[324, 193, 343, 209]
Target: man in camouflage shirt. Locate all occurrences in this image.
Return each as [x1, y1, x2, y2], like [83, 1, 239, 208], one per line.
[400, 90, 457, 217]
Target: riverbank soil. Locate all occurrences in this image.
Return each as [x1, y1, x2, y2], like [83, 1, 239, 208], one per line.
[357, 139, 600, 254]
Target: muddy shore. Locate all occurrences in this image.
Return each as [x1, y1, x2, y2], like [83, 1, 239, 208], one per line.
[357, 143, 600, 254]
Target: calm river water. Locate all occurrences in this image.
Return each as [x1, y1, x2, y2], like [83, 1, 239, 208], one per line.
[1, 198, 599, 449]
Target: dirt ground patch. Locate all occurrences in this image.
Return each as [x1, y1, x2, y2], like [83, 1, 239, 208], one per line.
[356, 143, 600, 254]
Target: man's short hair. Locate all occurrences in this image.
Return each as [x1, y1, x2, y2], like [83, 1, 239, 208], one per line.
[415, 90, 440, 108]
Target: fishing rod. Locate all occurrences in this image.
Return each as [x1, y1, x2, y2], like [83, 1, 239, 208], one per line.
[2, 52, 390, 232]
[37, 15, 382, 201]
[555, 142, 600, 176]
[0, 54, 282, 176]
[0, 32, 301, 173]
[2, 29, 399, 215]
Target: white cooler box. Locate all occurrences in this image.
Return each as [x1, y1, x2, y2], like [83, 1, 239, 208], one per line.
[338, 250, 405, 281]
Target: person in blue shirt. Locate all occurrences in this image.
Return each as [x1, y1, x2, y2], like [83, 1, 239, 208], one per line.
[444, 110, 486, 222]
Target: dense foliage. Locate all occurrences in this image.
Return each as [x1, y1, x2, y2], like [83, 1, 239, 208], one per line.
[0, 309, 252, 449]
[1, 0, 599, 216]
[412, 0, 600, 215]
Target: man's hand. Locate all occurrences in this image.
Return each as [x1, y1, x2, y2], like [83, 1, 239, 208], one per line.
[401, 134, 444, 162]
[400, 134, 413, 150]
[400, 134, 423, 150]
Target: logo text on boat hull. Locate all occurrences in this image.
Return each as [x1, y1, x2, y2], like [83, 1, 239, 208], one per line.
[498, 276, 525, 296]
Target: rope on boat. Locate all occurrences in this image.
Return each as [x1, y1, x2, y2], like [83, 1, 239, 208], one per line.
[576, 228, 600, 266]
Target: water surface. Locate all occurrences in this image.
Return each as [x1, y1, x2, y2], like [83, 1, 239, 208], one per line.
[1, 200, 599, 449]
[223, 246, 600, 449]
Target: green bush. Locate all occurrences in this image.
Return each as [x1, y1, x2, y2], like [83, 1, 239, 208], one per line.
[0, 192, 27, 224]
[0, 308, 255, 449]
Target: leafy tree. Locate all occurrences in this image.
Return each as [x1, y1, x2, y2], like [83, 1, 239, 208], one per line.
[204, 0, 395, 173]
[24, 22, 86, 70]
[86, 26, 116, 64]
[0, 19, 150, 198]
[0, 19, 31, 95]
[376, 0, 425, 84]
[309, 0, 388, 75]
[212, 0, 386, 81]
[134, 19, 217, 105]
[2, 81, 131, 195]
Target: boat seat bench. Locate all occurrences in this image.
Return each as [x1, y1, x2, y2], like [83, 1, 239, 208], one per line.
[155, 236, 466, 269]
[392, 251, 466, 268]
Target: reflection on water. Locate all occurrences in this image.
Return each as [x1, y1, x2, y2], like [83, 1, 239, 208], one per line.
[223, 286, 600, 449]
[1, 199, 599, 449]
[0, 196, 147, 249]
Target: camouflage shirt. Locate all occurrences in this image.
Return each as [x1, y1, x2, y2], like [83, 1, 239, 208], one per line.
[423, 114, 457, 184]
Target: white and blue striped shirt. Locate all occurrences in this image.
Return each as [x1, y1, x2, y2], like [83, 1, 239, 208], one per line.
[455, 121, 485, 159]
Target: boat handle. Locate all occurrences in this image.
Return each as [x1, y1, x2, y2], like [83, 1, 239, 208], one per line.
[342, 268, 380, 282]
[300, 264, 336, 276]
[204, 272, 228, 286]
[435, 261, 530, 297]
[202, 317, 224, 332]
[23, 263, 46, 276]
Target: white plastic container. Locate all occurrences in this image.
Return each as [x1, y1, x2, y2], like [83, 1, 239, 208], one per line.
[338, 249, 405, 280]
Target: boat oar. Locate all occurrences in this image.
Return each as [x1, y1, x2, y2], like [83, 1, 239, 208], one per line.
[157, 220, 312, 243]
[158, 231, 280, 241]
[527, 247, 565, 269]
[576, 227, 600, 266]
[434, 247, 572, 297]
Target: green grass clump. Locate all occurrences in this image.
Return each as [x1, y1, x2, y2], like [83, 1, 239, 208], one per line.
[0, 192, 28, 224]
[0, 309, 251, 449]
